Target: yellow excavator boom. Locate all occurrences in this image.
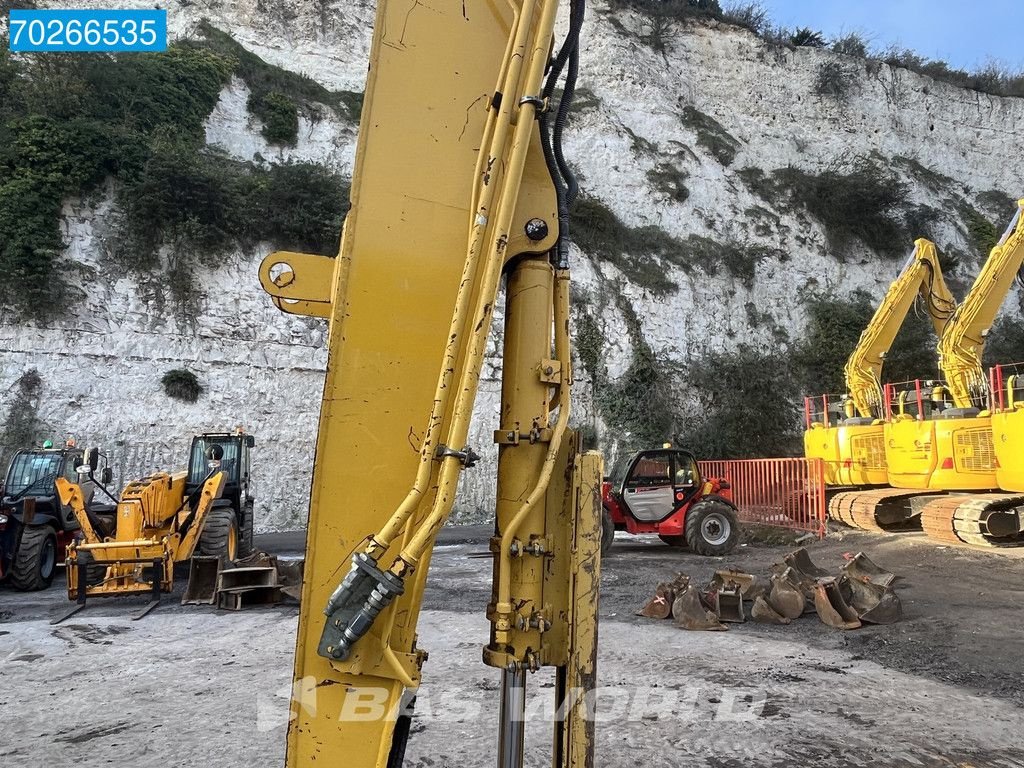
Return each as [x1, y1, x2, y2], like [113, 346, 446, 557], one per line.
[938, 200, 1024, 408]
[845, 238, 956, 418]
[259, 2, 600, 767]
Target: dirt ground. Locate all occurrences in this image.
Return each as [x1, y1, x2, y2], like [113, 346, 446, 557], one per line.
[2, 525, 1023, 767]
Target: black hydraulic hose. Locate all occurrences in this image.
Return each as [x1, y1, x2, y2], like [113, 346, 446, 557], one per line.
[539, 0, 585, 269]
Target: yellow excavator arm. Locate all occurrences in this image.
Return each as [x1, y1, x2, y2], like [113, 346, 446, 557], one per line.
[260, 2, 601, 767]
[939, 201, 1024, 408]
[844, 238, 956, 419]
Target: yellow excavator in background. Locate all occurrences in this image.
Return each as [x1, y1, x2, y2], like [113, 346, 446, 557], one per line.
[912, 200, 1024, 546]
[257, 2, 600, 767]
[806, 239, 956, 495]
[834, 200, 1024, 544]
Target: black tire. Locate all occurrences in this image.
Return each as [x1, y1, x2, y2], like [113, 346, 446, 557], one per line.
[684, 499, 740, 556]
[600, 507, 615, 555]
[11, 525, 58, 591]
[658, 534, 687, 548]
[239, 502, 255, 557]
[74, 550, 108, 586]
[199, 505, 239, 563]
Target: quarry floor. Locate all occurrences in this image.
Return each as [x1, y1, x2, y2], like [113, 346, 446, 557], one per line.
[2, 525, 1023, 768]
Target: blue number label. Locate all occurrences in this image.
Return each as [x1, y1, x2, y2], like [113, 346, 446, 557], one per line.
[8, 9, 167, 53]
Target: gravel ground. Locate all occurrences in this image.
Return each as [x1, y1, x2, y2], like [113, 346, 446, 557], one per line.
[2, 525, 1023, 767]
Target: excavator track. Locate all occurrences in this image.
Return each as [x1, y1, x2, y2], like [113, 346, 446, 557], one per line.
[919, 494, 1024, 548]
[829, 488, 941, 532]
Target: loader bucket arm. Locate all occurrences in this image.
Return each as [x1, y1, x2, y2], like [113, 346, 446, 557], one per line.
[844, 239, 957, 418]
[177, 471, 226, 561]
[55, 477, 100, 545]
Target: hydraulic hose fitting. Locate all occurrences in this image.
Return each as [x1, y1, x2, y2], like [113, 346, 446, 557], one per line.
[318, 552, 405, 661]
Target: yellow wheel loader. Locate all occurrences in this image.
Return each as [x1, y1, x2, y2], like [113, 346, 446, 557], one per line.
[53, 444, 231, 622]
[257, 1, 601, 766]
[804, 238, 956, 491]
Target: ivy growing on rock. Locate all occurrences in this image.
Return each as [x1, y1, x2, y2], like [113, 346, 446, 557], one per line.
[0, 33, 351, 321]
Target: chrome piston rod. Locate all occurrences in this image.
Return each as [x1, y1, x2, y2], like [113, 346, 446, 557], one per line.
[497, 666, 527, 768]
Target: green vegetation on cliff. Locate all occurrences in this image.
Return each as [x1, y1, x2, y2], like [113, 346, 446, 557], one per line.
[0, 32, 350, 320]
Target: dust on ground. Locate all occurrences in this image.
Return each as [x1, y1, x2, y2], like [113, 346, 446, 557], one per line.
[1, 525, 1023, 767]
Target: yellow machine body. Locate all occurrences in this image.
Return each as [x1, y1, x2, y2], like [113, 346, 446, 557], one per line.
[885, 413, 997, 491]
[885, 202, 1024, 492]
[804, 421, 886, 486]
[805, 239, 955, 487]
[56, 470, 226, 599]
[258, 2, 601, 767]
[993, 374, 1024, 492]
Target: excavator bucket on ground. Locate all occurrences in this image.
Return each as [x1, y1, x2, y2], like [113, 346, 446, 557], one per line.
[841, 552, 897, 587]
[813, 577, 862, 630]
[639, 573, 689, 619]
[784, 547, 830, 578]
[751, 596, 790, 624]
[709, 569, 770, 601]
[181, 556, 221, 605]
[672, 584, 728, 631]
[713, 586, 746, 623]
[638, 581, 678, 619]
[768, 568, 807, 619]
[841, 576, 903, 624]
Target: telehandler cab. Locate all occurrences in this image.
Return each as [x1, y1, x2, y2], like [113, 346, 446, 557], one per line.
[602, 447, 740, 556]
[0, 443, 114, 591]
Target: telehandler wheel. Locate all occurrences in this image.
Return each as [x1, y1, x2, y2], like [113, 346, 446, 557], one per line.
[600, 507, 615, 555]
[75, 550, 108, 586]
[685, 500, 739, 556]
[11, 525, 57, 591]
[199, 506, 239, 563]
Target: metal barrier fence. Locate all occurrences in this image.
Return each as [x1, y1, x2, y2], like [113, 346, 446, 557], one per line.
[698, 458, 827, 538]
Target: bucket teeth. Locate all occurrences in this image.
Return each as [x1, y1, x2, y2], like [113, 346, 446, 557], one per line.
[841, 575, 903, 624]
[841, 552, 896, 587]
[751, 595, 790, 624]
[813, 577, 861, 630]
[672, 584, 728, 631]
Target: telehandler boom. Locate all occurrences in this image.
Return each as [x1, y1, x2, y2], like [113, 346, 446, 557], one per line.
[806, 239, 956, 489]
[258, 2, 600, 767]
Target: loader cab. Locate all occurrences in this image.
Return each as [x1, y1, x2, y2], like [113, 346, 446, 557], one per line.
[2, 447, 88, 525]
[185, 432, 256, 554]
[613, 449, 702, 523]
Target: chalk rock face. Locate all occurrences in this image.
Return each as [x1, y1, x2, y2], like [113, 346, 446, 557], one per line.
[2, 1, 1021, 530]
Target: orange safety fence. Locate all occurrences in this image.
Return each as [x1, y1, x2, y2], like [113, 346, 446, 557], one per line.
[698, 458, 827, 538]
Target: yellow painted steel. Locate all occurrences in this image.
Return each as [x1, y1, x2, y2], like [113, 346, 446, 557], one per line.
[885, 202, 1024, 492]
[56, 471, 226, 598]
[993, 374, 1024, 491]
[265, 2, 600, 767]
[804, 239, 956, 487]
